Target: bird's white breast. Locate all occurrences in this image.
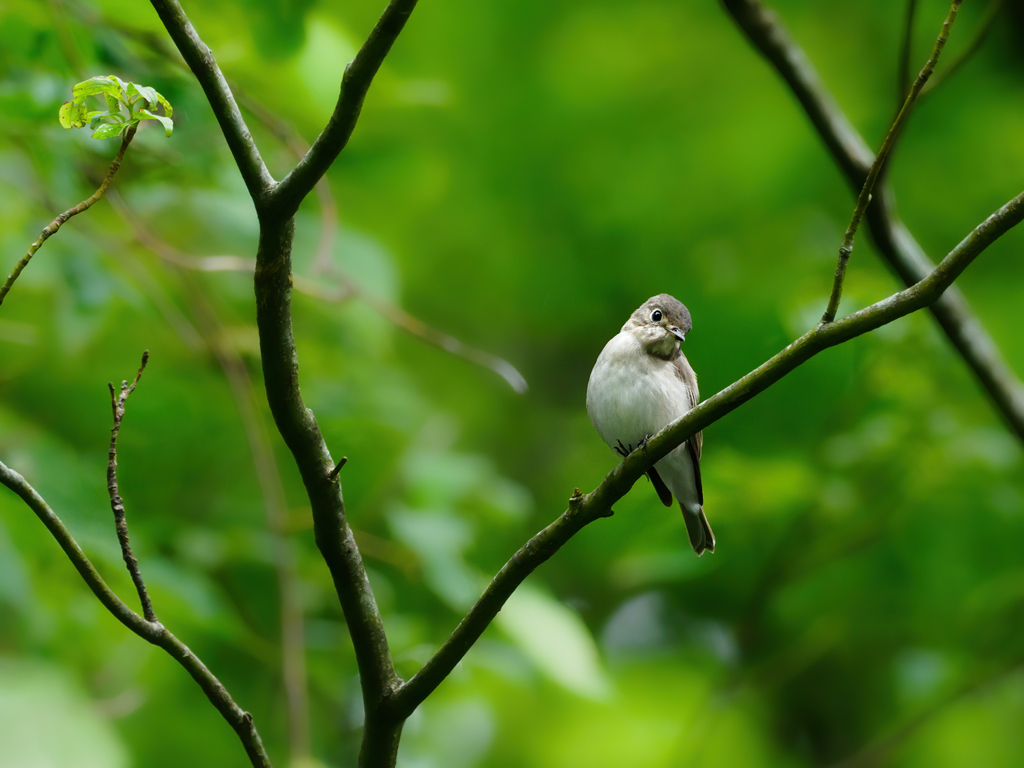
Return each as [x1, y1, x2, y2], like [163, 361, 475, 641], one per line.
[586, 331, 692, 451]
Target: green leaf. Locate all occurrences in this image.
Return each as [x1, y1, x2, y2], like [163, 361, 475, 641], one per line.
[128, 83, 159, 108]
[138, 108, 174, 137]
[58, 101, 88, 129]
[71, 76, 122, 104]
[90, 122, 125, 140]
[104, 93, 121, 113]
[155, 92, 173, 119]
[496, 584, 611, 699]
[109, 75, 130, 94]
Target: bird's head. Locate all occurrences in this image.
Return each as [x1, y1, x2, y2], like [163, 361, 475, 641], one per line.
[623, 293, 692, 358]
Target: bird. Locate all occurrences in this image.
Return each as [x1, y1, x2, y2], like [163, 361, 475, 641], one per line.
[586, 294, 714, 555]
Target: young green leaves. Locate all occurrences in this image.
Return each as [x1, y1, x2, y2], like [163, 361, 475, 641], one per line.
[59, 75, 174, 139]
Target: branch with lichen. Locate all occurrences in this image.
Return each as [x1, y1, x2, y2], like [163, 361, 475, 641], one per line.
[107, 351, 158, 623]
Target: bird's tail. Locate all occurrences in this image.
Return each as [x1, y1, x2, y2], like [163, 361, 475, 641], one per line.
[682, 505, 715, 556]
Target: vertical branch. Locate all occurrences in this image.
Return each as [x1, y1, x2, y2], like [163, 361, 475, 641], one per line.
[107, 350, 158, 623]
[821, 0, 961, 324]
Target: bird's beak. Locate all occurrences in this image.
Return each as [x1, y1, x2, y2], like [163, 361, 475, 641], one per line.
[668, 327, 686, 342]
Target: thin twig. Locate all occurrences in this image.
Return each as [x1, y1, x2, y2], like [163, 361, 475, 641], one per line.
[822, 0, 961, 324]
[897, 0, 918, 103]
[106, 190, 528, 392]
[722, 0, 1024, 441]
[329, 456, 348, 480]
[0, 460, 274, 768]
[0, 123, 137, 307]
[921, 0, 1005, 97]
[390, 186, 1024, 718]
[107, 350, 157, 622]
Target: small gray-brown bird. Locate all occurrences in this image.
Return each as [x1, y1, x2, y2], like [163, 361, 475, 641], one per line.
[586, 294, 714, 555]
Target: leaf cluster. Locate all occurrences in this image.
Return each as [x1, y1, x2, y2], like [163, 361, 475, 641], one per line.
[58, 75, 174, 140]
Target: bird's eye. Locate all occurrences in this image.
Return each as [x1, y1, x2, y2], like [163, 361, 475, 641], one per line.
[651, 309, 663, 322]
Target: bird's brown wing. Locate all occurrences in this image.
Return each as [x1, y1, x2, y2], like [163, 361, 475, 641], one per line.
[673, 354, 704, 506]
[647, 466, 674, 507]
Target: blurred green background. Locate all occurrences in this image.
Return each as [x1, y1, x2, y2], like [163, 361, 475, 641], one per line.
[2, 0, 1024, 766]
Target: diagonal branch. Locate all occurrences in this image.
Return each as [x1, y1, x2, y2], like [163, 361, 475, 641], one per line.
[821, 0, 960, 324]
[0, 124, 136, 307]
[391, 187, 1024, 718]
[270, 0, 420, 218]
[921, 0, 1005, 98]
[107, 350, 158, 623]
[148, 0, 274, 202]
[0, 462, 273, 768]
[722, 0, 1024, 442]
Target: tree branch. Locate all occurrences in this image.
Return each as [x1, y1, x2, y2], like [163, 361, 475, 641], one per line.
[254, 217, 400, 758]
[392, 188, 1024, 718]
[106, 350, 158, 623]
[897, 0, 918, 103]
[722, 0, 1024, 442]
[0, 123, 136, 307]
[147, 0, 274, 202]
[106, 189, 528, 392]
[270, 0, 420, 218]
[921, 0, 1005, 98]
[0, 461, 273, 768]
[822, 0, 960, 324]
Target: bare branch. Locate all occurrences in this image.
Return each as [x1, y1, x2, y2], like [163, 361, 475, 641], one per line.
[106, 190, 528, 392]
[392, 188, 1024, 718]
[254, 213, 401, 756]
[921, 0, 1005, 98]
[270, 0, 420, 217]
[0, 124, 136, 307]
[0, 460, 273, 768]
[822, 0, 961, 324]
[722, 0, 1024, 442]
[106, 351, 158, 623]
[897, 0, 918, 103]
[148, 0, 274, 202]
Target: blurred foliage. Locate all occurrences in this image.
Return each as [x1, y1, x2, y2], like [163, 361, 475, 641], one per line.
[2, 0, 1024, 766]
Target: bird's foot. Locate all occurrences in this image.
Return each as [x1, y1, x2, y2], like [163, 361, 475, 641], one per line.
[638, 434, 653, 452]
[614, 439, 633, 458]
